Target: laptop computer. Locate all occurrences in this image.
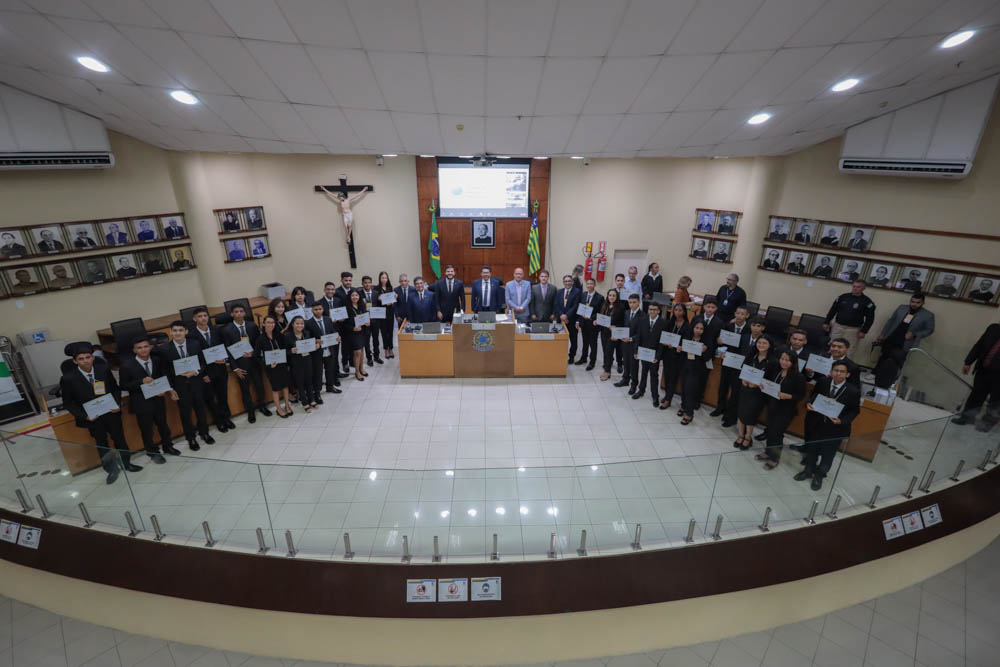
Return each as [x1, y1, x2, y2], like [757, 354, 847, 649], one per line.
[651, 293, 672, 307]
[421, 322, 442, 334]
[477, 311, 496, 323]
[530, 322, 552, 333]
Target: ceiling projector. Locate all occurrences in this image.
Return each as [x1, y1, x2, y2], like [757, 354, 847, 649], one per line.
[470, 155, 496, 167]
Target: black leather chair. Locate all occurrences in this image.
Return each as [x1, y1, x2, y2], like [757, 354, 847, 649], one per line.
[224, 298, 253, 317]
[764, 306, 793, 339]
[796, 313, 830, 353]
[744, 300, 760, 318]
[110, 318, 146, 357]
[180, 304, 209, 326]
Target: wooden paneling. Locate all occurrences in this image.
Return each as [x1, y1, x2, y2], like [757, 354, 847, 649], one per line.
[416, 158, 550, 284]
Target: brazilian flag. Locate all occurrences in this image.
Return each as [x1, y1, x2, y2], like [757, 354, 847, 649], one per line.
[428, 202, 441, 278]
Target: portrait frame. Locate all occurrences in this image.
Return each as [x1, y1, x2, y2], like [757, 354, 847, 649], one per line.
[247, 235, 271, 259]
[40, 260, 81, 291]
[160, 214, 188, 240]
[131, 216, 160, 243]
[65, 222, 101, 251]
[765, 217, 791, 243]
[110, 253, 141, 280]
[784, 250, 812, 276]
[0, 227, 31, 260]
[895, 266, 930, 293]
[5, 264, 46, 296]
[100, 219, 133, 248]
[243, 206, 266, 231]
[223, 238, 249, 263]
[835, 257, 866, 284]
[791, 220, 817, 245]
[715, 211, 740, 236]
[710, 239, 732, 263]
[928, 270, 966, 300]
[694, 210, 716, 233]
[138, 248, 167, 275]
[964, 275, 1000, 305]
[845, 226, 875, 253]
[167, 245, 195, 272]
[77, 256, 112, 285]
[216, 208, 244, 234]
[470, 218, 495, 249]
[29, 224, 68, 254]
[810, 253, 838, 280]
[866, 262, 896, 289]
[817, 223, 845, 249]
[690, 236, 711, 259]
[760, 246, 785, 271]
[0, 271, 8, 299]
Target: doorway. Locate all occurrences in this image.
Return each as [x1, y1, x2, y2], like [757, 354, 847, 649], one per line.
[612, 249, 648, 282]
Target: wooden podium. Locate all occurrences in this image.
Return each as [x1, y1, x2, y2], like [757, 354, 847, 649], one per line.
[452, 323, 515, 377]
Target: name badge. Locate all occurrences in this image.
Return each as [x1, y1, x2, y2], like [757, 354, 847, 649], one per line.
[722, 299, 728, 306]
[687, 353, 695, 360]
[93, 381, 106, 395]
[902, 314, 913, 324]
[852, 303, 859, 309]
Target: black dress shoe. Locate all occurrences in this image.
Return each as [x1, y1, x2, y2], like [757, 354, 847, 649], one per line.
[328, 387, 343, 394]
[793, 470, 812, 481]
[574, 358, 587, 365]
[338, 371, 350, 379]
[148, 453, 166, 465]
[342, 365, 350, 374]
[788, 444, 803, 452]
[721, 420, 736, 427]
[617, 363, 623, 374]
[613, 380, 629, 388]
[106, 468, 120, 485]
[247, 412, 256, 424]
[201, 434, 216, 445]
[366, 359, 374, 367]
[810, 474, 823, 491]
[163, 444, 181, 456]
[709, 408, 725, 417]
[225, 420, 237, 430]
[188, 439, 200, 451]
[627, 386, 637, 395]
[315, 397, 324, 405]
[754, 432, 768, 441]
[632, 392, 644, 400]
[375, 357, 384, 364]
[585, 363, 595, 371]
[258, 406, 272, 417]
[951, 415, 971, 425]
[217, 423, 229, 433]
[123, 462, 143, 473]
[652, 398, 660, 407]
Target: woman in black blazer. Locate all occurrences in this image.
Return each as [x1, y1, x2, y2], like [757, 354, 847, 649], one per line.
[679, 320, 713, 425]
[288, 285, 312, 316]
[255, 315, 292, 418]
[735, 336, 774, 449]
[375, 271, 395, 359]
[659, 303, 690, 410]
[758, 349, 806, 469]
[598, 288, 625, 381]
[641, 262, 663, 305]
[284, 316, 318, 412]
[346, 290, 370, 381]
[267, 297, 290, 334]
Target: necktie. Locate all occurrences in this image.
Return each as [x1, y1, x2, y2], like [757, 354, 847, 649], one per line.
[403, 289, 408, 305]
[448, 279, 453, 293]
[484, 282, 489, 306]
[830, 384, 842, 399]
[86, 372, 94, 384]
[239, 324, 246, 338]
[650, 319, 655, 329]
[318, 319, 325, 334]
[586, 293, 591, 305]
[179, 344, 186, 358]
[564, 289, 569, 304]
[419, 291, 423, 301]
[143, 360, 151, 376]
[203, 330, 210, 345]
[542, 284, 546, 298]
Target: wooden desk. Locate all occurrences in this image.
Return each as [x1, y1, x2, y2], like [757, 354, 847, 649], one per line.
[515, 331, 570, 376]
[397, 330, 455, 377]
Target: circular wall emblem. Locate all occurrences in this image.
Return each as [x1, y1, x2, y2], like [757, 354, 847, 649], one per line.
[472, 331, 494, 351]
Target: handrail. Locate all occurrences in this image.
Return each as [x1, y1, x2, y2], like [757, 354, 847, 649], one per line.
[904, 347, 974, 391]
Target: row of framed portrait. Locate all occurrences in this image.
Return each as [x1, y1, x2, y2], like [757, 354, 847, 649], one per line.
[766, 216, 874, 253]
[1, 214, 188, 261]
[221, 235, 271, 263]
[693, 209, 742, 236]
[215, 206, 267, 234]
[690, 235, 734, 263]
[758, 245, 1000, 305]
[0, 245, 196, 299]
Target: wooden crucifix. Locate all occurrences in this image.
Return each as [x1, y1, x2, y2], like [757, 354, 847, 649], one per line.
[315, 174, 375, 269]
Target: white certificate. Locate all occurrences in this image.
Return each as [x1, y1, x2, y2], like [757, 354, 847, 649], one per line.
[739, 365, 764, 384]
[227, 339, 254, 358]
[285, 307, 307, 322]
[172, 356, 201, 375]
[370, 307, 387, 319]
[681, 339, 703, 356]
[321, 332, 340, 348]
[637, 346, 656, 362]
[723, 351, 744, 369]
[83, 393, 118, 420]
[761, 379, 781, 399]
[380, 292, 397, 305]
[596, 314, 611, 328]
[330, 306, 348, 321]
[295, 337, 316, 354]
[812, 395, 844, 419]
[797, 356, 807, 372]
[611, 326, 630, 340]
[805, 354, 833, 376]
[264, 349, 286, 365]
[201, 344, 228, 364]
[576, 303, 593, 318]
[660, 331, 681, 347]
[140, 376, 171, 399]
[355, 312, 371, 327]
[719, 329, 742, 347]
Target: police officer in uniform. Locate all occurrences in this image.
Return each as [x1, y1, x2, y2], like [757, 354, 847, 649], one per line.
[822, 279, 875, 360]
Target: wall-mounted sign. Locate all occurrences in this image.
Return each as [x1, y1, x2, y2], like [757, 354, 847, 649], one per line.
[921, 503, 943, 527]
[471, 577, 501, 601]
[0, 519, 20, 543]
[16, 525, 40, 549]
[406, 579, 436, 602]
[882, 516, 904, 540]
[438, 578, 468, 602]
[902, 510, 924, 534]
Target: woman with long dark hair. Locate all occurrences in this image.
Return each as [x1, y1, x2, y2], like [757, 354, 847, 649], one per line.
[267, 297, 289, 333]
[284, 316, 318, 412]
[288, 285, 312, 318]
[679, 320, 713, 425]
[659, 303, 689, 410]
[346, 290, 370, 381]
[375, 271, 395, 359]
[757, 349, 806, 469]
[598, 288, 625, 381]
[254, 315, 292, 418]
[734, 336, 773, 450]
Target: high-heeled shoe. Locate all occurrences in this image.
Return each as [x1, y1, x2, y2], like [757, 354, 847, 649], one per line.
[355, 374, 365, 381]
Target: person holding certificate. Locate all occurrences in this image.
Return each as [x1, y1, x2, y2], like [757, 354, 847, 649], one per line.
[289, 285, 314, 316]
[221, 303, 271, 421]
[614, 294, 644, 389]
[734, 336, 774, 450]
[576, 278, 604, 370]
[120, 336, 180, 464]
[346, 290, 370, 381]
[678, 320, 714, 425]
[630, 302, 665, 405]
[796, 360, 861, 490]
[757, 350, 806, 469]
[598, 288, 625, 381]
[375, 272, 396, 358]
[159, 321, 215, 450]
[711, 305, 751, 425]
[268, 297, 290, 334]
[306, 302, 342, 397]
[691, 298, 723, 410]
[190, 308, 234, 434]
[360, 276, 383, 366]
[285, 316, 318, 412]
[59, 343, 139, 484]
[554, 275, 582, 364]
[255, 315, 292, 418]
[658, 303, 690, 410]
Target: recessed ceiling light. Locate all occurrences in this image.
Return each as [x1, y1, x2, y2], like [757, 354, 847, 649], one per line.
[368, 470, 377, 481]
[570, 155, 585, 159]
[169, 90, 198, 105]
[940, 30, 975, 48]
[76, 56, 109, 73]
[534, 156, 549, 159]
[497, 155, 511, 159]
[440, 510, 450, 518]
[519, 505, 529, 515]
[546, 506, 558, 516]
[747, 112, 771, 125]
[467, 508, 477, 517]
[495, 506, 506, 515]
[831, 78, 860, 92]
[420, 154, 435, 158]
[458, 155, 473, 158]
[445, 470, 454, 476]
[382, 153, 397, 157]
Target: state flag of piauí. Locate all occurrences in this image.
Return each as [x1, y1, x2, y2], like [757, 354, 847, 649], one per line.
[527, 210, 541, 276]
[428, 203, 441, 279]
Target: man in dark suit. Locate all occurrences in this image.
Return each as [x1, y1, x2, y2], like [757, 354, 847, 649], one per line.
[394, 274, 416, 326]
[969, 279, 996, 303]
[952, 322, 1000, 426]
[847, 229, 868, 251]
[305, 302, 343, 398]
[714, 274, 747, 323]
[692, 239, 708, 259]
[407, 277, 439, 324]
[222, 303, 275, 416]
[189, 307, 234, 432]
[767, 221, 788, 242]
[136, 220, 157, 241]
[576, 278, 604, 370]
[157, 321, 215, 450]
[614, 294, 645, 388]
[164, 219, 186, 239]
[529, 270, 557, 323]
[711, 305, 751, 426]
[36, 229, 64, 252]
[795, 361, 860, 490]
[72, 228, 97, 248]
[120, 336, 181, 464]
[554, 274, 582, 363]
[430, 264, 465, 323]
[691, 298, 724, 409]
[115, 256, 137, 278]
[794, 224, 812, 244]
[360, 275, 382, 366]
[872, 294, 935, 392]
[630, 302, 665, 405]
[471, 265, 504, 313]
[335, 271, 357, 373]
[786, 254, 807, 275]
[59, 343, 140, 483]
[812, 257, 834, 278]
[803, 338, 860, 390]
[0, 232, 27, 257]
[105, 224, 129, 245]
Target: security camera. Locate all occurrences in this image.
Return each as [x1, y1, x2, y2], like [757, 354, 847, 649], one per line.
[375, 156, 384, 167]
[583, 157, 591, 166]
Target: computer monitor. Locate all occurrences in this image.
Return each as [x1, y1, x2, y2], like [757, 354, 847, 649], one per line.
[651, 293, 672, 307]
[530, 322, 551, 333]
[422, 322, 442, 334]
[477, 311, 496, 323]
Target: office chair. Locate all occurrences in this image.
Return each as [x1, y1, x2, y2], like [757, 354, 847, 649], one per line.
[110, 318, 147, 357]
[180, 304, 209, 326]
[224, 297, 253, 318]
[763, 306, 793, 338]
[744, 301, 760, 317]
[796, 313, 830, 353]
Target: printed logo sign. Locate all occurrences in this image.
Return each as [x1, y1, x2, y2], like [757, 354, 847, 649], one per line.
[472, 331, 495, 352]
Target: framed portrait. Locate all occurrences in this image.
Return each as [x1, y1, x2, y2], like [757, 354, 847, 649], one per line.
[470, 219, 495, 248]
[132, 217, 159, 243]
[0, 228, 30, 259]
[845, 226, 874, 253]
[217, 209, 243, 234]
[784, 251, 811, 276]
[168, 245, 195, 271]
[110, 253, 140, 280]
[41, 260, 81, 290]
[77, 256, 111, 285]
[760, 247, 784, 270]
[711, 240, 732, 262]
[818, 223, 844, 248]
[30, 225, 67, 254]
[6, 265, 45, 296]
[0, 272, 8, 299]
[867, 262, 896, 289]
[791, 220, 816, 245]
[895, 266, 929, 292]
[716, 211, 739, 235]
[160, 214, 187, 240]
[965, 275, 999, 304]
[929, 270, 965, 299]
[139, 248, 167, 274]
[224, 238, 248, 262]
[811, 253, 837, 279]
[248, 235, 270, 259]
[65, 222, 100, 250]
[243, 207, 266, 231]
[836, 257, 866, 283]
[690, 237, 710, 259]
[100, 220, 132, 247]
[694, 210, 716, 233]
[765, 217, 790, 242]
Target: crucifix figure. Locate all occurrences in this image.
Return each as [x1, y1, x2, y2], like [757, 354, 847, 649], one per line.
[315, 174, 375, 269]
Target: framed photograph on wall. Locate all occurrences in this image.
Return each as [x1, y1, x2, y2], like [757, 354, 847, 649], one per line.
[0, 272, 8, 299]
[101, 220, 132, 247]
[845, 226, 874, 252]
[766, 218, 790, 242]
[30, 225, 67, 254]
[244, 207, 266, 231]
[168, 246, 195, 271]
[965, 275, 999, 304]
[224, 238, 248, 262]
[896, 266, 929, 292]
[690, 237, 710, 259]
[217, 209, 243, 233]
[65, 222, 100, 250]
[139, 248, 167, 274]
[760, 247, 784, 270]
[6, 265, 45, 296]
[132, 217, 159, 242]
[818, 224, 844, 248]
[711, 240, 732, 262]
[792, 220, 816, 244]
[867, 262, 896, 288]
[811, 253, 837, 279]
[0, 228, 30, 259]
[784, 251, 811, 275]
[78, 256, 111, 285]
[41, 260, 81, 290]
[111, 253, 140, 280]
[836, 257, 865, 283]
[716, 211, 739, 235]
[470, 219, 495, 248]
[929, 270, 965, 299]
[694, 210, 716, 232]
[161, 214, 187, 240]
[248, 236, 270, 258]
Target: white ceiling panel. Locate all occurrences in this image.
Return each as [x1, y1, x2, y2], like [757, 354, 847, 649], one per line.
[143, 0, 234, 36]
[547, 0, 629, 58]
[294, 103, 360, 150]
[209, 0, 297, 41]
[152, 90, 233, 133]
[726, 0, 824, 51]
[607, 0, 697, 57]
[603, 113, 667, 152]
[668, 0, 764, 55]
[725, 47, 828, 109]
[182, 34, 285, 100]
[438, 114, 484, 154]
[582, 57, 659, 115]
[846, 0, 939, 42]
[116, 26, 233, 95]
[51, 17, 180, 87]
[23, 0, 98, 19]
[0, 65, 94, 115]
[785, 0, 886, 47]
[391, 111, 444, 154]
[486, 0, 556, 57]
[84, 0, 166, 27]
[663, 145, 716, 158]
[368, 51, 436, 113]
[418, 0, 486, 55]
[772, 41, 886, 104]
[244, 41, 336, 106]
[485, 116, 530, 155]
[283, 142, 327, 153]
[757, 98, 841, 137]
[682, 108, 750, 145]
[630, 55, 717, 113]
[564, 114, 621, 154]
[245, 137, 291, 152]
[725, 102, 805, 141]
[903, 0, 997, 37]
[198, 93, 277, 138]
[853, 36, 940, 89]
[0, 12, 107, 79]
[485, 57, 543, 116]
[533, 57, 602, 115]
[525, 115, 575, 155]
[245, 99, 317, 143]
[428, 55, 485, 116]
[98, 82, 195, 129]
[714, 137, 782, 156]
[277, 0, 362, 48]
[676, 51, 772, 111]
[170, 129, 254, 152]
[342, 108, 402, 151]
[644, 110, 713, 149]
[308, 47, 385, 110]
[348, 0, 424, 52]
[912, 28, 1000, 81]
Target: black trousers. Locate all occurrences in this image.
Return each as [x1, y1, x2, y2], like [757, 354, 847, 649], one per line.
[377, 316, 394, 350]
[312, 348, 340, 393]
[660, 351, 682, 403]
[87, 413, 130, 471]
[600, 329, 617, 372]
[621, 343, 637, 385]
[202, 363, 231, 424]
[564, 316, 578, 359]
[961, 368, 1000, 417]
[681, 367, 707, 417]
[176, 381, 208, 440]
[637, 360, 660, 401]
[365, 324, 380, 361]
[579, 321, 599, 364]
[801, 437, 843, 477]
[873, 344, 907, 389]
[234, 360, 266, 412]
[764, 400, 796, 462]
[135, 401, 171, 453]
[291, 357, 315, 405]
[340, 325, 353, 369]
[718, 367, 741, 419]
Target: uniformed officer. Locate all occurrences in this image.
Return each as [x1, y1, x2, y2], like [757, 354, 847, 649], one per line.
[822, 279, 875, 360]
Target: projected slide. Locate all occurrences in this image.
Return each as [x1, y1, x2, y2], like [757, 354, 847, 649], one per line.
[438, 162, 530, 218]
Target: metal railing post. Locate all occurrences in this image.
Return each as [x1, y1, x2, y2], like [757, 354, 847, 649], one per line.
[826, 495, 842, 519]
[284, 530, 297, 557]
[202, 521, 216, 547]
[950, 459, 965, 482]
[576, 529, 587, 556]
[903, 476, 918, 498]
[547, 532, 557, 558]
[711, 515, 723, 540]
[124, 511, 140, 536]
[804, 500, 818, 525]
[34, 494, 51, 518]
[343, 532, 355, 559]
[683, 518, 696, 543]
[150, 514, 165, 541]
[14, 489, 31, 513]
[400, 535, 410, 563]
[758, 507, 772, 532]
[867, 485, 880, 509]
[630, 524, 642, 550]
[432, 535, 441, 563]
[78, 502, 95, 528]
[256, 527, 269, 554]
